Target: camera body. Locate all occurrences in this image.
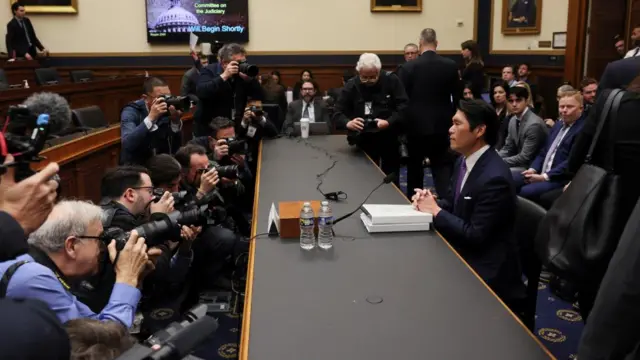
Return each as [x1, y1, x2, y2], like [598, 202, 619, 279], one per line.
[249, 105, 264, 118]
[362, 116, 378, 131]
[224, 137, 247, 156]
[237, 60, 259, 77]
[152, 189, 188, 205]
[157, 95, 190, 112]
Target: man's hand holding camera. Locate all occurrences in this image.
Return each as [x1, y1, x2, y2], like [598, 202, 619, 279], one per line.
[346, 118, 388, 132]
[108, 230, 154, 289]
[197, 168, 220, 199]
[148, 98, 183, 124]
[0, 154, 59, 235]
[213, 139, 229, 161]
[150, 192, 175, 214]
[221, 61, 240, 81]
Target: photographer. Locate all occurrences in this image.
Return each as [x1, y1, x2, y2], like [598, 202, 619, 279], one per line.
[194, 43, 263, 137]
[121, 77, 184, 166]
[0, 155, 60, 261]
[79, 166, 195, 314]
[335, 53, 408, 185]
[0, 200, 151, 328]
[175, 144, 249, 289]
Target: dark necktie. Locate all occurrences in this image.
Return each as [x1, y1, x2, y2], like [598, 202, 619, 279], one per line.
[19, 20, 32, 47]
[454, 159, 467, 202]
[302, 104, 310, 119]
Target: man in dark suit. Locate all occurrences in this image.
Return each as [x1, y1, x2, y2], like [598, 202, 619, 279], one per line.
[282, 80, 331, 134]
[6, 2, 47, 60]
[195, 43, 263, 137]
[397, 28, 462, 199]
[514, 91, 584, 204]
[509, 0, 537, 27]
[599, 56, 640, 91]
[412, 99, 519, 293]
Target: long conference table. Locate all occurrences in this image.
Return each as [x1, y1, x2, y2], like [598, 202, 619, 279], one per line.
[242, 136, 554, 360]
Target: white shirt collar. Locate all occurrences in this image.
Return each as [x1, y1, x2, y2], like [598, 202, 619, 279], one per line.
[465, 144, 490, 173]
[516, 107, 529, 121]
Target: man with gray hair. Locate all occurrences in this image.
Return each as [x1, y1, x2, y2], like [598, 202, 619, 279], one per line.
[397, 28, 462, 199]
[195, 42, 264, 137]
[334, 53, 408, 185]
[0, 200, 153, 328]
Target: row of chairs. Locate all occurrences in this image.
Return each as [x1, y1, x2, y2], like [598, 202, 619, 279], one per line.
[47, 105, 108, 147]
[0, 68, 94, 89]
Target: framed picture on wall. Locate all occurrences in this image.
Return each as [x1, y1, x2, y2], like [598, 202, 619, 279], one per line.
[371, 0, 422, 12]
[552, 32, 567, 49]
[501, 0, 542, 35]
[10, 0, 78, 14]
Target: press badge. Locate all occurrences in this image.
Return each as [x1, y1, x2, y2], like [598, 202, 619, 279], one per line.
[247, 125, 257, 138]
[364, 102, 372, 115]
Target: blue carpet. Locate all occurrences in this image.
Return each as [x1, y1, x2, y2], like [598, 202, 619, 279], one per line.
[193, 167, 583, 360]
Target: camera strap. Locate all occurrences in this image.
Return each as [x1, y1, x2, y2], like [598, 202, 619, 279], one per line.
[0, 247, 72, 298]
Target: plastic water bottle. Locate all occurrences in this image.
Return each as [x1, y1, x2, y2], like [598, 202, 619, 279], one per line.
[318, 200, 334, 249]
[299, 202, 315, 250]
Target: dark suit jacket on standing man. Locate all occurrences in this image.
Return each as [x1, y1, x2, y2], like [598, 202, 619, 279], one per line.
[396, 50, 462, 198]
[434, 147, 518, 293]
[6, 17, 44, 58]
[598, 56, 640, 91]
[282, 98, 331, 134]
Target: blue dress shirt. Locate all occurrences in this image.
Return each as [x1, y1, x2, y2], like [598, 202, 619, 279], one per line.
[0, 254, 141, 328]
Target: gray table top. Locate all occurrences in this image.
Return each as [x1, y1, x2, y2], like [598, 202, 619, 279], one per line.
[241, 136, 553, 360]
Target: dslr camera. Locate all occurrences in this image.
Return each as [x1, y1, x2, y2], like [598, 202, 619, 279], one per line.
[361, 116, 379, 131]
[101, 206, 211, 250]
[201, 160, 239, 180]
[0, 106, 54, 181]
[224, 137, 247, 156]
[152, 189, 188, 206]
[237, 60, 259, 77]
[157, 95, 191, 112]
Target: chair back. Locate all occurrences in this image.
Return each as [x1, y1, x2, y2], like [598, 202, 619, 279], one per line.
[72, 106, 108, 128]
[69, 70, 94, 83]
[0, 69, 9, 90]
[35, 68, 61, 85]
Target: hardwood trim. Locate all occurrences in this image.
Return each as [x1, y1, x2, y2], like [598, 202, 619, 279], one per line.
[33, 125, 120, 170]
[239, 140, 263, 360]
[564, 0, 588, 86]
[490, 49, 565, 55]
[474, 0, 480, 41]
[50, 50, 461, 57]
[626, 0, 633, 51]
[364, 151, 557, 360]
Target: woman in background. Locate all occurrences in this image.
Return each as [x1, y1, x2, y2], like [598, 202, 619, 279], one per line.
[292, 69, 314, 101]
[460, 40, 485, 99]
[463, 82, 475, 100]
[490, 81, 510, 151]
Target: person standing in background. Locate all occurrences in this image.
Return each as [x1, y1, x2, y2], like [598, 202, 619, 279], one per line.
[460, 40, 485, 99]
[397, 28, 461, 199]
[6, 2, 48, 60]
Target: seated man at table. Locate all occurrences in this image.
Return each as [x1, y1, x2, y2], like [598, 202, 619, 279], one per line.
[120, 77, 184, 165]
[513, 91, 585, 204]
[282, 79, 331, 135]
[413, 99, 519, 293]
[498, 86, 547, 173]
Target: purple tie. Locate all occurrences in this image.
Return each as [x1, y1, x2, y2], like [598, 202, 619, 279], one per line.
[454, 159, 467, 202]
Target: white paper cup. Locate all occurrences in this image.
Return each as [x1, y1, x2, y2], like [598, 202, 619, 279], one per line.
[300, 118, 310, 139]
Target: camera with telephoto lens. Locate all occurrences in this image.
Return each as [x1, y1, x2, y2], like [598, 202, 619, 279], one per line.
[362, 116, 378, 131]
[101, 206, 210, 250]
[0, 105, 57, 182]
[224, 137, 247, 155]
[237, 60, 259, 77]
[201, 160, 239, 180]
[158, 95, 191, 112]
[152, 189, 188, 206]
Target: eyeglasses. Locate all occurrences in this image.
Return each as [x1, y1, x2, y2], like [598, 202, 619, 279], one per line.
[359, 75, 379, 83]
[131, 186, 154, 194]
[76, 233, 107, 250]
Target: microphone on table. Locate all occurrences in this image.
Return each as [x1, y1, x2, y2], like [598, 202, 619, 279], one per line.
[332, 172, 397, 226]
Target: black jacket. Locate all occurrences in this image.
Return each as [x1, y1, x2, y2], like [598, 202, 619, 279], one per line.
[461, 61, 485, 99]
[6, 17, 44, 58]
[334, 71, 408, 132]
[194, 63, 264, 137]
[0, 212, 27, 262]
[397, 50, 462, 137]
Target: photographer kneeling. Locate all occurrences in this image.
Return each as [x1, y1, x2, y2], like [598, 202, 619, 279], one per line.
[335, 53, 409, 186]
[75, 167, 195, 318]
[174, 144, 249, 290]
[0, 200, 151, 328]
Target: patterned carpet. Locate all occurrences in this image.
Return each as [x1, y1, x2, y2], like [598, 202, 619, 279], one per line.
[189, 168, 583, 360]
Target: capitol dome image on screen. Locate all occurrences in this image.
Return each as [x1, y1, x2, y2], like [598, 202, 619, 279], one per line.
[148, 0, 199, 33]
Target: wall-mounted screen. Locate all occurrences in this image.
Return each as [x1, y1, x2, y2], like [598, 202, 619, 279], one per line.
[146, 0, 249, 44]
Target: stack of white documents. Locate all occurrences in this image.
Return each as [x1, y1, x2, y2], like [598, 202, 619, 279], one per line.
[360, 204, 432, 233]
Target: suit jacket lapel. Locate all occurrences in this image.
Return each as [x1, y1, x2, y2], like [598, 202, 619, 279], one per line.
[454, 150, 490, 212]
